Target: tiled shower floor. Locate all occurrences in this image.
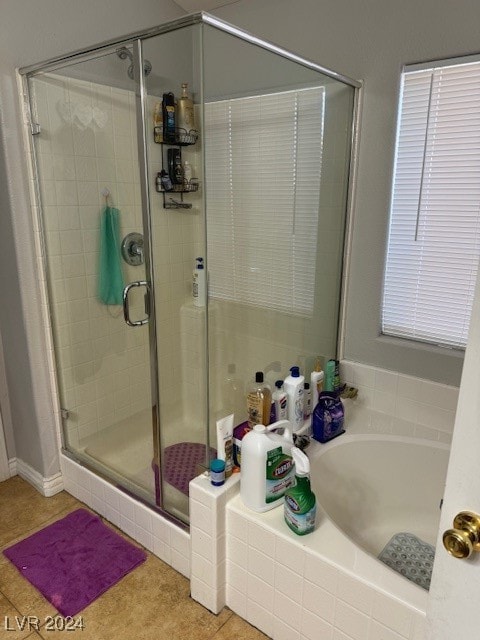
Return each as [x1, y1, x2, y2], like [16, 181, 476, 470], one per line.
[0, 476, 268, 640]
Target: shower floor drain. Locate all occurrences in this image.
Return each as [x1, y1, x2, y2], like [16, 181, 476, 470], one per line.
[378, 532, 435, 591]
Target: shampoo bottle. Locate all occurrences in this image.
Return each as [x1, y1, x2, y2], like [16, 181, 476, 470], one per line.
[272, 380, 288, 421]
[246, 372, 272, 428]
[310, 358, 324, 410]
[283, 366, 304, 432]
[177, 83, 195, 133]
[284, 447, 316, 535]
[153, 102, 163, 143]
[192, 257, 206, 307]
[162, 92, 176, 143]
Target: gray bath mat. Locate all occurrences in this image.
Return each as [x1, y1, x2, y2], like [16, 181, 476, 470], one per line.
[378, 532, 435, 591]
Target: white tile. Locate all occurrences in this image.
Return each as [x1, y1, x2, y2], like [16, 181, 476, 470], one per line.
[372, 592, 414, 637]
[333, 630, 355, 640]
[228, 536, 248, 567]
[352, 364, 375, 389]
[153, 537, 171, 565]
[191, 527, 215, 562]
[334, 600, 370, 640]
[226, 584, 247, 619]
[190, 578, 216, 612]
[134, 524, 153, 552]
[152, 514, 171, 544]
[134, 504, 152, 532]
[301, 609, 333, 640]
[302, 579, 335, 623]
[374, 391, 397, 415]
[370, 620, 406, 640]
[303, 550, 338, 595]
[273, 618, 301, 640]
[410, 613, 427, 640]
[170, 549, 190, 578]
[275, 563, 303, 604]
[171, 529, 190, 557]
[228, 507, 249, 541]
[247, 600, 273, 638]
[227, 560, 248, 595]
[119, 515, 136, 539]
[336, 573, 374, 615]
[191, 552, 213, 587]
[248, 547, 275, 586]
[275, 536, 305, 573]
[247, 573, 274, 611]
[248, 520, 276, 557]
[273, 591, 302, 630]
[374, 370, 398, 395]
[190, 499, 213, 535]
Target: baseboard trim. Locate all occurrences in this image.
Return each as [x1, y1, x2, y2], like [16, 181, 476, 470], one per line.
[8, 457, 17, 477]
[15, 458, 64, 496]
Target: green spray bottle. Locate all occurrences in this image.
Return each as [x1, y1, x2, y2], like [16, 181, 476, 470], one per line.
[284, 448, 316, 535]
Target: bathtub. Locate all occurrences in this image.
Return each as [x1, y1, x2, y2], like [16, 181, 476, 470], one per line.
[225, 433, 450, 639]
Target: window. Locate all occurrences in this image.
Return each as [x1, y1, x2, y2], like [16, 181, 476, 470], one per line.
[204, 87, 324, 316]
[382, 58, 480, 349]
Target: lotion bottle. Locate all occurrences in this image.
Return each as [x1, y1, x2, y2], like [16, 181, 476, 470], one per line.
[283, 366, 304, 432]
[192, 257, 206, 307]
[272, 380, 288, 421]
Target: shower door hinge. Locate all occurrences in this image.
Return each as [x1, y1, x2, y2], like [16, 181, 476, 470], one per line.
[30, 122, 41, 136]
[60, 408, 70, 420]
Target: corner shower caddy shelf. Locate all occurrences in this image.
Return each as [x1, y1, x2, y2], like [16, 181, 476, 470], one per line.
[155, 128, 200, 210]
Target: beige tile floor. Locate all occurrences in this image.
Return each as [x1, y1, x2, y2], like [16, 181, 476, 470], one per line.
[0, 476, 268, 640]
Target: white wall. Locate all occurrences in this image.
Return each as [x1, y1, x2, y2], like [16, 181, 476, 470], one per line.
[213, 0, 480, 386]
[0, 0, 184, 478]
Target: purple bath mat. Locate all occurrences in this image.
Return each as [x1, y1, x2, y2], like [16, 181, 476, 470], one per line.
[164, 442, 216, 496]
[3, 508, 146, 616]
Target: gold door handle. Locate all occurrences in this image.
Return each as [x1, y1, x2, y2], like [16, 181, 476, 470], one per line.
[443, 511, 480, 559]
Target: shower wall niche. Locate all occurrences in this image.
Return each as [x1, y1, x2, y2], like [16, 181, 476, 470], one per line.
[23, 15, 358, 526]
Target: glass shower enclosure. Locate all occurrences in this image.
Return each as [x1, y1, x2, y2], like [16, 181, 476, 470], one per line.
[20, 14, 359, 526]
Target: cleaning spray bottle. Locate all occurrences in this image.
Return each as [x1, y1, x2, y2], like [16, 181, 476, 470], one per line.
[284, 447, 316, 535]
[240, 419, 294, 512]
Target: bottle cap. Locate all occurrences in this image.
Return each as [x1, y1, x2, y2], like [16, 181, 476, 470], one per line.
[210, 459, 225, 473]
[255, 371, 264, 383]
[253, 424, 266, 432]
[275, 380, 283, 388]
[292, 447, 310, 476]
[290, 366, 300, 377]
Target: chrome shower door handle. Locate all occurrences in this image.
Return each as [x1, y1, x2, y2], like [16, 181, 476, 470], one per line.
[123, 280, 150, 327]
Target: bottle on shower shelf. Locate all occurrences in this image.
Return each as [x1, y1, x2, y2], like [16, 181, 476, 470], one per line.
[177, 82, 195, 133]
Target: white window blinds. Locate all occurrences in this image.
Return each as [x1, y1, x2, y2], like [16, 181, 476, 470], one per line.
[204, 87, 324, 315]
[382, 60, 480, 349]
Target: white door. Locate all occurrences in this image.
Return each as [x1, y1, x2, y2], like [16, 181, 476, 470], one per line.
[0, 406, 10, 481]
[427, 271, 480, 637]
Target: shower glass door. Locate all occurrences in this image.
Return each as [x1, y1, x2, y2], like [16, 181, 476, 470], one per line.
[27, 33, 206, 524]
[140, 25, 208, 522]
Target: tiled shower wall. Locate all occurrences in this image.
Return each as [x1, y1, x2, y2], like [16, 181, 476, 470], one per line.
[32, 74, 203, 447]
